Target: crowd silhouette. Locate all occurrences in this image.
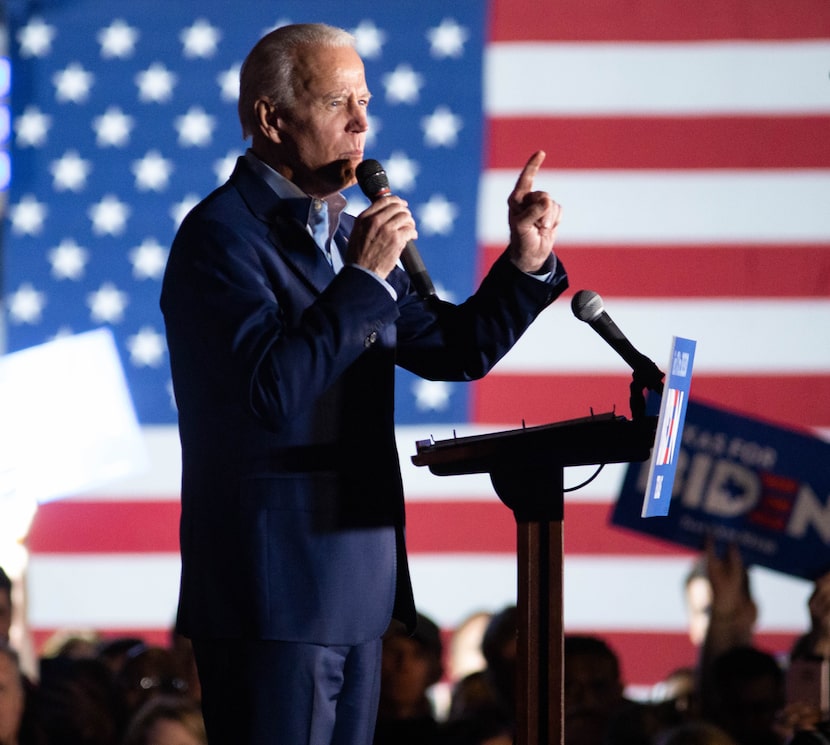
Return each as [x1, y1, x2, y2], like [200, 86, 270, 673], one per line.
[0, 555, 828, 745]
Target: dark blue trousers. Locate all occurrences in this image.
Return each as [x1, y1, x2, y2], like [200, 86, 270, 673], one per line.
[192, 637, 382, 745]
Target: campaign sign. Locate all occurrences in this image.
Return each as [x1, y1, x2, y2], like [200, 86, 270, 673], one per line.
[641, 336, 696, 518]
[612, 397, 830, 580]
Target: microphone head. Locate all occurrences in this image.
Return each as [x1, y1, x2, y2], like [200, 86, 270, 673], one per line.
[571, 289, 605, 323]
[356, 159, 391, 200]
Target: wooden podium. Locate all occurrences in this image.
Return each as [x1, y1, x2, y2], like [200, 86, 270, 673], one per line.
[412, 411, 657, 745]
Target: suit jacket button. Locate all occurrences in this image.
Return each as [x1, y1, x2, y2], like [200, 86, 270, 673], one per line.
[365, 330, 378, 347]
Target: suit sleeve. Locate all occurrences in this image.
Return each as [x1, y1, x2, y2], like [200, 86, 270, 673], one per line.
[394, 249, 568, 381]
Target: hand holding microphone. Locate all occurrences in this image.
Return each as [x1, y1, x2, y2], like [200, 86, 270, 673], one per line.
[356, 159, 436, 299]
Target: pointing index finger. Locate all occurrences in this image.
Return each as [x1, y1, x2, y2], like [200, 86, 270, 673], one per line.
[513, 150, 546, 199]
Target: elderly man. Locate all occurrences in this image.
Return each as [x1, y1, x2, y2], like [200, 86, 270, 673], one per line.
[162, 22, 567, 745]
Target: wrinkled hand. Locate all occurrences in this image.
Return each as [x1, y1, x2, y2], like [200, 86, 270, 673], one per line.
[347, 195, 418, 279]
[507, 150, 562, 272]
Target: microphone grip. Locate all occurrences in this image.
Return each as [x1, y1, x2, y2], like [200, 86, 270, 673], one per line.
[400, 241, 436, 299]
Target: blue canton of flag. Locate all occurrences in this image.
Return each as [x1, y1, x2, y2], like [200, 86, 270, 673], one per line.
[3, 0, 487, 425]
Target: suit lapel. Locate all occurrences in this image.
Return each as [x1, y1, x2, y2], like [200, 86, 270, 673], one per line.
[268, 212, 335, 294]
[229, 156, 335, 295]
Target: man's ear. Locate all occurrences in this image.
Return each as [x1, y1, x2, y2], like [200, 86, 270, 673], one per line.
[254, 98, 282, 142]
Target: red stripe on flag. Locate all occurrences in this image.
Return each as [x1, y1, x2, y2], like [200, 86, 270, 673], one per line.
[488, 0, 830, 41]
[485, 117, 830, 170]
[26, 500, 691, 557]
[26, 501, 181, 553]
[405, 501, 691, 556]
[481, 245, 830, 299]
[471, 375, 830, 431]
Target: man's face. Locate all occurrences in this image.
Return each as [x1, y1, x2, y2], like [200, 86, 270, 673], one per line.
[380, 635, 435, 709]
[0, 590, 11, 645]
[272, 44, 370, 197]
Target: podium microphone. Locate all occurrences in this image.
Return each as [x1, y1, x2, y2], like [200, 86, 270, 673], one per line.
[356, 159, 436, 300]
[571, 289, 664, 393]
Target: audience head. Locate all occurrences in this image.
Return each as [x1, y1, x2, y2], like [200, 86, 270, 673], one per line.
[703, 645, 785, 745]
[479, 605, 517, 712]
[378, 613, 443, 719]
[41, 629, 101, 660]
[564, 634, 625, 745]
[121, 695, 206, 745]
[116, 645, 189, 719]
[35, 654, 123, 745]
[96, 637, 145, 677]
[0, 644, 24, 745]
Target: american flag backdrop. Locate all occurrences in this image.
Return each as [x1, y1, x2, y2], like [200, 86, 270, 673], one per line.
[3, 0, 830, 692]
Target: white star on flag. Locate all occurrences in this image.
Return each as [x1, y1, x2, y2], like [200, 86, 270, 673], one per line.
[93, 107, 134, 147]
[8, 283, 47, 324]
[412, 379, 452, 411]
[88, 195, 130, 235]
[217, 65, 240, 102]
[213, 150, 242, 185]
[175, 106, 216, 147]
[50, 151, 92, 191]
[385, 152, 420, 192]
[180, 18, 222, 58]
[382, 64, 424, 105]
[48, 239, 90, 280]
[9, 195, 48, 235]
[365, 114, 381, 148]
[417, 194, 458, 235]
[135, 63, 177, 103]
[98, 19, 139, 59]
[129, 238, 169, 280]
[14, 106, 51, 147]
[126, 327, 167, 367]
[351, 20, 386, 59]
[16, 17, 57, 58]
[87, 282, 129, 323]
[170, 194, 201, 228]
[427, 18, 469, 59]
[53, 63, 95, 103]
[422, 106, 463, 147]
[132, 151, 174, 191]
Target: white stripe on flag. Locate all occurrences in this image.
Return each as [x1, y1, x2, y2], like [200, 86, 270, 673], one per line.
[27, 554, 180, 628]
[486, 41, 830, 114]
[492, 300, 830, 373]
[479, 170, 830, 245]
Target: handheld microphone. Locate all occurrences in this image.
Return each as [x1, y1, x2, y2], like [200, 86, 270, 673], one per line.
[356, 159, 436, 300]
[571, 289, 664, 392]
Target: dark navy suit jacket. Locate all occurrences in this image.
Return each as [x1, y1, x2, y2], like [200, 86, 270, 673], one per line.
[161, 156, 568, 646]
